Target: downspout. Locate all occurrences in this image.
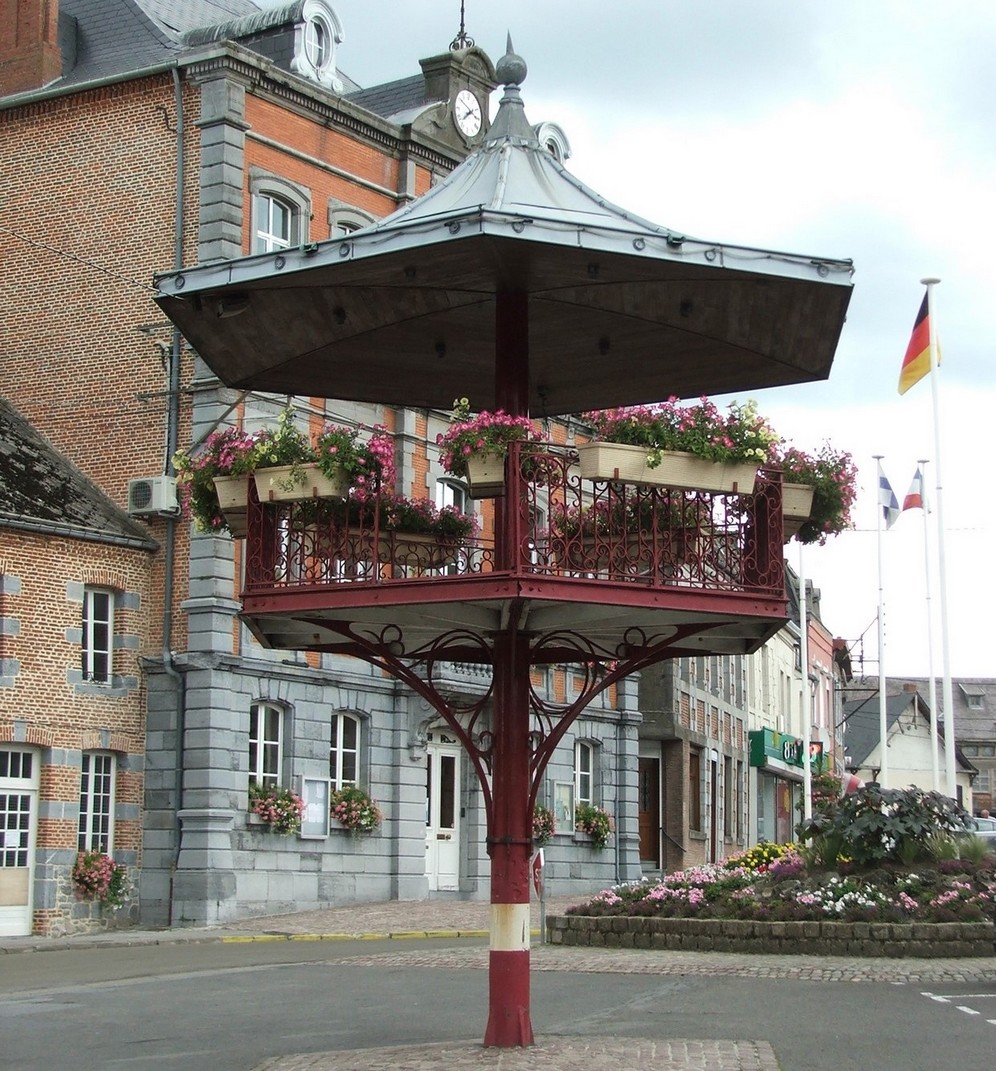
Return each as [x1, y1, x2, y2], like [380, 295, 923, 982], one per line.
[164, 64, 186, 925]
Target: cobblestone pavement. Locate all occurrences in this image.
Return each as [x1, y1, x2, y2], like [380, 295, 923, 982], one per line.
[250, 1037, 781, 1071]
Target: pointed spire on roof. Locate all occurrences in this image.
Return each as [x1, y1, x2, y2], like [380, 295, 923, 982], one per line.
[484, 35, 537, 146]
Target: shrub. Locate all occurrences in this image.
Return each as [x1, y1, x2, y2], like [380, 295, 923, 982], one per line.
[574, 803, 613, 849]
[797, 783, 968, 867]
[249, 781, 306, 834]
[329, 785, 383, 834]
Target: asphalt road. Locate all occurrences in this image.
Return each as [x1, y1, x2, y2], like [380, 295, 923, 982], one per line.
[2, 939, 995, 1071]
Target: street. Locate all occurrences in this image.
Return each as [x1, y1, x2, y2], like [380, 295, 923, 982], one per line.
[2, 938, 995, 1070]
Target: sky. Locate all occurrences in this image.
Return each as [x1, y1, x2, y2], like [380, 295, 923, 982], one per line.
[271, 1, 995, 680]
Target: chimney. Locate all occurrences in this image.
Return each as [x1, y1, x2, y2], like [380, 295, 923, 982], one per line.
[902, 682, 918, 693]
[0, 0, 62, 97]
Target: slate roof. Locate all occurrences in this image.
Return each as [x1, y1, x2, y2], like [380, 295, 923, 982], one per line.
[887, 676, 996, 744]
[0, 396, 158, 551]
[842, 690, 974, 774]
[1, 1, 370, 104]
[345, 74, 434, 120]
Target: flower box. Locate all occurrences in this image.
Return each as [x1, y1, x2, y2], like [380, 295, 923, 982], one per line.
[212, 474, 250, 537]
[254, 462, 347, 503]
[782, 481, 816, 541]
[578, 443, 757, 494]
[466, 453, 506, 498]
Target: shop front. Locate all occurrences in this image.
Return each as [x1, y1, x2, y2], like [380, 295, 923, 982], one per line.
[748, 729, 824, 845]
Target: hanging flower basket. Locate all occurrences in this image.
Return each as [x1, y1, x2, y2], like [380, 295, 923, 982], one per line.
[212, 474, 250, 537]
[577, 443, 757, 494]
[254, 462, 348, 503]
[466, 453, 507, 498]
[782, 481, 816, 541]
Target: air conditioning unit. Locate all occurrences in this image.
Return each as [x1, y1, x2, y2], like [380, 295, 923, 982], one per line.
[127, 476, 178, 516]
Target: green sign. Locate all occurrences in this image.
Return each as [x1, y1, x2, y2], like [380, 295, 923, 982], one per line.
[748, 728, 824, 770]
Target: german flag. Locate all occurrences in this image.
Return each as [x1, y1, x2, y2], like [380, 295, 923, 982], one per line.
[898, 293, 936, 394]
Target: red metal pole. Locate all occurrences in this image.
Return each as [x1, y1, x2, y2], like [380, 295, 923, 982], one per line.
[482, 290, 535, 1047]
[483, 620, 535, 1047]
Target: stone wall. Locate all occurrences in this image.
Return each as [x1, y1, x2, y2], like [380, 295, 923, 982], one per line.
[547, 914, 996, 958]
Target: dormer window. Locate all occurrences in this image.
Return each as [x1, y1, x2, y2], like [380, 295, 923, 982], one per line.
[291, 1, 344, 91]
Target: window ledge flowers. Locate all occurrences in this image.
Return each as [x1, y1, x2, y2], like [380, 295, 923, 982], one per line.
[71, 850, 129, 908]
[574, 803, 614, 849]
[248, 782, 306, 835]
[329, 786, 383, 835]
[436, 397, 540, 482]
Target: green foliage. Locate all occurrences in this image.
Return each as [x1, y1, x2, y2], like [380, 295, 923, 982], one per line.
[797, 783, 969, 867]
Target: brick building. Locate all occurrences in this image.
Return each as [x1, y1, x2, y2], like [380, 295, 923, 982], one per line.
[1, 0, 626, 936]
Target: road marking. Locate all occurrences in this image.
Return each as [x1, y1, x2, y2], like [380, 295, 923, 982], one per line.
[956, 1005, 981, 1015]
[921, 992, 950, 1002]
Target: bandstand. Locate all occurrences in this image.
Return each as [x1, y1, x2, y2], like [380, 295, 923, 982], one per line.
[155, 41, 853, 1048]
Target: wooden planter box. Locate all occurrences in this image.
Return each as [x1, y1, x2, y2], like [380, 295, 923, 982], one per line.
[578, 442, 757, 494]
[254, 463, 347, 503]
[466, 453, 505, 498]
[782, 481, 815, 541]
[212, 474, 250, 537]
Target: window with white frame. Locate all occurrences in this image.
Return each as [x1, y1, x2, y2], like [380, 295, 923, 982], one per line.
[328, 200, 375, 239]
[255, 193, 293, 252]
[435, 478, 472, 574]
[250, 172, 311, 254]
[329, 712, 360, 789]
[78, 752, 115, 853]
[82, 586, 113, 684]
[249, 702, 284, 787]
[574, 740, 594, 807]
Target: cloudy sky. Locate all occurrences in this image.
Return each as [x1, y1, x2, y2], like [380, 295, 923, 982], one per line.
[298, 1, 995, 679]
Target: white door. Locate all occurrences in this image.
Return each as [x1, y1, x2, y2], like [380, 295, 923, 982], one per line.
[0, 748, 38, 936]
[425, 732, 461, 891]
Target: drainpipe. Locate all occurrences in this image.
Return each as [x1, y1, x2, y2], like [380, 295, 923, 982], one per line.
[164, 65, 186, 925]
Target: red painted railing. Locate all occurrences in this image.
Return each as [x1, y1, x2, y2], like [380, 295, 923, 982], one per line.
[242, 443, 785, 599]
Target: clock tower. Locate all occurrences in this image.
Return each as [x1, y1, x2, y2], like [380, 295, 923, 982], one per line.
[418, 45, 497, 148]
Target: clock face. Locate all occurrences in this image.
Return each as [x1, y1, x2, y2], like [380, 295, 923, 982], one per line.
[454, 89, 482, 137]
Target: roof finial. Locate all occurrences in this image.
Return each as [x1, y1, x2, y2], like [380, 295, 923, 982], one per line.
[495, 33, 527, 87]
[449, 1, 475, 51]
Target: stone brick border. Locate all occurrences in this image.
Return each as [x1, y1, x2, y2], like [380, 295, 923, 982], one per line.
[547, 914, 996, 957]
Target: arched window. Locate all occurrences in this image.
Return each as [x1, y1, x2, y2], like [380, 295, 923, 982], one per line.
[250, 171, 312, 254]
[328, 201, 376, 239]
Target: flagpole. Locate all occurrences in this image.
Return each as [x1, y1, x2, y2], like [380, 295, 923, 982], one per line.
[918, 459, 940, 792]
[799, 542, 812, 820]
[873, 454, 889, 788]
[921, 277, 957, 798]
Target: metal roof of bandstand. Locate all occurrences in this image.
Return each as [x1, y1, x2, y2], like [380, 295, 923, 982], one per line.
[153, 42, 853, 415]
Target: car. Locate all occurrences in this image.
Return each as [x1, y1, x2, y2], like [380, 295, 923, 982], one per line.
[962, 816, 996, 843]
